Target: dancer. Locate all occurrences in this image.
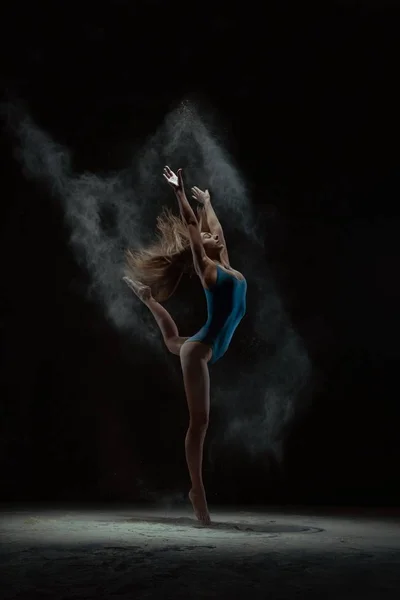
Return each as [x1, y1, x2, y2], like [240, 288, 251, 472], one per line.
[124, 166, 247, 525]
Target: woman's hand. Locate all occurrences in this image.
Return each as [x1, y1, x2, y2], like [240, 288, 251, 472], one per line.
[191, 186, 210, 204]
[163, 166, 184, 192]
[164, 166, 197, 224]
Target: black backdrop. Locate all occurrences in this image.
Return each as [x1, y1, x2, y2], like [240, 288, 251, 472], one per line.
[1, 1, 399, 506]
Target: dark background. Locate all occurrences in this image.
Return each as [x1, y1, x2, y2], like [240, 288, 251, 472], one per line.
[1, 1, 399, 507]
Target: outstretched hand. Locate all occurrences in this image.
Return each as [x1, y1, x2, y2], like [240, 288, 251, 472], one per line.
[191, 186, 210, 204]
[163, 166, 184, 192]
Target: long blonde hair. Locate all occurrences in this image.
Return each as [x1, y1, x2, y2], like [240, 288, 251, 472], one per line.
[125, 205, 209, 302]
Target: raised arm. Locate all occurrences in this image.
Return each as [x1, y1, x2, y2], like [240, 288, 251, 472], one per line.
[163, 166, 207, 275]
[191, 187, 230, 266]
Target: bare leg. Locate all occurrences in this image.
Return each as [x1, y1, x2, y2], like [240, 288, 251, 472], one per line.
[123, 277, 188, 355]
[124, 277, 212, 524]
[180, 341, 213, 526]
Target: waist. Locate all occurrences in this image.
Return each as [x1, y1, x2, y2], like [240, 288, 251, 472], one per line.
[203, 305, 245, 336]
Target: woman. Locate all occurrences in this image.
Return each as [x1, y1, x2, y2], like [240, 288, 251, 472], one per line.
[123, 166, 247, 525]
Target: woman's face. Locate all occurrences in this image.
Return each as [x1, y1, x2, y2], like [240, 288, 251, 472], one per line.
[201, 232, 224, 256]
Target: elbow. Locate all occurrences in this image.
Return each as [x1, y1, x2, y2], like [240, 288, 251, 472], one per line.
[185, 216, 198, 227]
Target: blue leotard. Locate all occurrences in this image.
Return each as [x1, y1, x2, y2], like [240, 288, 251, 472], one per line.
[186, 265, 247, 364]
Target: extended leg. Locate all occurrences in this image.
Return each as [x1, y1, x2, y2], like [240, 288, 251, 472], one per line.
[123, 277, 188, 355]
[180, 341, 212, 525]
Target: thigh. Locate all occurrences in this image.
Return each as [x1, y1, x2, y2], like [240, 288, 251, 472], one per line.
[180, 342, 211, 422]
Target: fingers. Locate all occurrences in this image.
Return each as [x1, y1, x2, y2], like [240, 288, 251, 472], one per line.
[191, 187, 205, 202]
[163, 166, 175, 180]
[163, 165, 176, 185]
[193, 186, 206, 196]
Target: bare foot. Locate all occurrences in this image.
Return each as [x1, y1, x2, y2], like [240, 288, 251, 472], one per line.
[189, 488, 211, 526]
[122, 277, 152, 302]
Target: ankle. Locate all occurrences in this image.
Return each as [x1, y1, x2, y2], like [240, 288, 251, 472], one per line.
[140, 289, 153, 304]
[190, 485, 205, 495]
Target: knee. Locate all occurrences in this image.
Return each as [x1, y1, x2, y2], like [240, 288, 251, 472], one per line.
[166, 336, 184, 356]
[166, 338, 179, 355]
[189, 412, 209, 431]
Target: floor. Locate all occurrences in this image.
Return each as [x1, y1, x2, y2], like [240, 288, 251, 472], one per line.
[1, 503, 399, 599]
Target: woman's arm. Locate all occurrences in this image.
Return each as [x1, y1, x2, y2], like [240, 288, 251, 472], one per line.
[163, 166, 207, 274]
[204, 197, 224, 235]
[163, 166, 197, 224]
[192, 187, 230, 265]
